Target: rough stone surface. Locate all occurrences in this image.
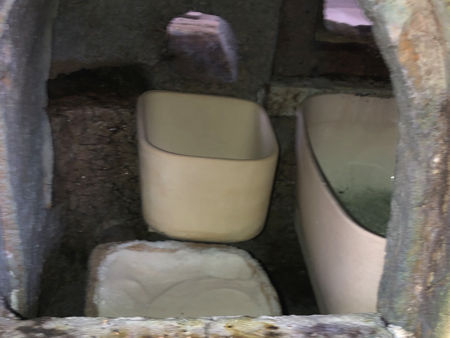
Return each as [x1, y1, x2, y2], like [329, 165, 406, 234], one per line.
[39, 70, 149, 317]
[273, 0, 390, 81]
[51, 0, 282, 100]
[0, 314, 393, 337]
[0, 0, 59, 317]
[359, 0, 450, 336]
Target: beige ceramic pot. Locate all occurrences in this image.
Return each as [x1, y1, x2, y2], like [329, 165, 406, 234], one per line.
[137, 91, 278, 242]
[296, 94, 398, 314]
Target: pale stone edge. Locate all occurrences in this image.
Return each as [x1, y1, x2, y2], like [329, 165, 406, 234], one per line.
[0, 314, 407, 337]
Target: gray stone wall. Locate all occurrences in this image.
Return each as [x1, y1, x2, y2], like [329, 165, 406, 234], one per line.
[0, 0, 58, 317]
[51, 0, 282, 101]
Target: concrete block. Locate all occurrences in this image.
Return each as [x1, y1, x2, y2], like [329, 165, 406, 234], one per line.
[167, 11, 238, 82]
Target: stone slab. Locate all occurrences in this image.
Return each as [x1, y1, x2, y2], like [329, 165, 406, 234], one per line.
[0, 0, 59, 317]
[167, 11, 238, 82]
[0, 314, 404, 337]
